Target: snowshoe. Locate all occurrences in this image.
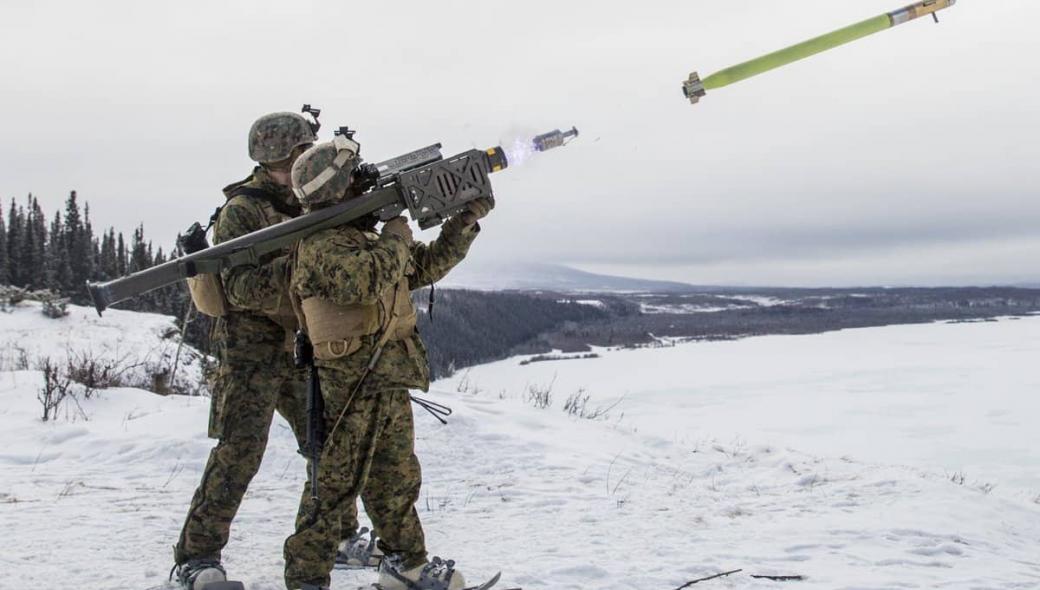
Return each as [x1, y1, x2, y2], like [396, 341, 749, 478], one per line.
[377, 555, 486, 590]
[335, 526, 384, 569]
[171, 559, 243, 590]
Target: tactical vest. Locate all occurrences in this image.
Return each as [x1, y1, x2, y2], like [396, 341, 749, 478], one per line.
[297, 232, 418, 361]
[187, 183, 299, 336]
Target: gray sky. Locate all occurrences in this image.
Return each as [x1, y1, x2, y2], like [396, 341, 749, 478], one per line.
[1, 0, 1037, 287]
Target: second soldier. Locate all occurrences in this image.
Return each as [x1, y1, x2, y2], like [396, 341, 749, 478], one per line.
[282, 137, 492, 590]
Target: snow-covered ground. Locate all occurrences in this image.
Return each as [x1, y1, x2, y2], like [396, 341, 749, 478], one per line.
[1, 303, 1038, 589]
[0, 301, 208, 396]
[446, 316, 1040, 495]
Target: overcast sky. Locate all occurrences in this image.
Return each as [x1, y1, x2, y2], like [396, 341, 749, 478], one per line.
[1, 0, 1037, 287]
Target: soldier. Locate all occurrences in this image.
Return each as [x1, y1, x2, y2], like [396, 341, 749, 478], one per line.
[172, 113, 378, 590]
[282, 140, 492, 590]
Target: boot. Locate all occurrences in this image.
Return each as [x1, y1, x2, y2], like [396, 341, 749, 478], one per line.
[335, 526, 384, 569]
[378, 555, 466, 590]
[173, 559, 226, 590]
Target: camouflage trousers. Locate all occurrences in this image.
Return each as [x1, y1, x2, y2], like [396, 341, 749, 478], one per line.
[283, 372, 426, 589]
[174, 359, 363, 565]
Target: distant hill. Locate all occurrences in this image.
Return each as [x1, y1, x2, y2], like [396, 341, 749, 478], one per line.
[439, 262, 697, 293]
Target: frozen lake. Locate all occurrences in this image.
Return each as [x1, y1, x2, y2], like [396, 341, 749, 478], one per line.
[438, 315, 1040, 495]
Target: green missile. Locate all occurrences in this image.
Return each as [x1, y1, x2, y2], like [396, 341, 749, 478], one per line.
[682, 0, 956, 104]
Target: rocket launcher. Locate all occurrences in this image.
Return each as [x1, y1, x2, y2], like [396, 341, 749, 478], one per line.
[682, 0, 956, 104]
[86, 127, 578, 315]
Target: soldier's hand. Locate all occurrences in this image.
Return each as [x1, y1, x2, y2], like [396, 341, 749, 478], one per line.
[459, 197, 493, 226]
[272, 255, 292, 287]
[381, 216, 413, 244]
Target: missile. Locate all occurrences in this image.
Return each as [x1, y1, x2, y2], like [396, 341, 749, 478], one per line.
[500, 127, 580, 168]
[682, 0, 956, 105]
[532, 127, 579, 152]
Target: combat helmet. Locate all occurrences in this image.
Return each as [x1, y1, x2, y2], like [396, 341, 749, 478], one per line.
[248, 111, 319, 164]
[291, 133, 361, 209]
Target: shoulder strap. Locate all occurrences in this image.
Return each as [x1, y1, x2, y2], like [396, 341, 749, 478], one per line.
[288, 240, 308, 335]
[228, 186, 302, 219]
[206, 174, 256, 234]
[204, 206, 222, 231]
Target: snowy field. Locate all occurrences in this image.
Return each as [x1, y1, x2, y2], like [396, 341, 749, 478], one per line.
[445, 316, 1040, 495]
[1, 303, 1039, 590]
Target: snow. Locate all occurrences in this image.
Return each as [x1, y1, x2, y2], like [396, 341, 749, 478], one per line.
[557, 299, 606, 309]
[728, 295, 788, 307]
[639, 302, 737, 314]
[1, 303, 1039, 589]
[0, 301, 208, 396]
[638, 294, 789, 314]
[454, 316, 1040, 495]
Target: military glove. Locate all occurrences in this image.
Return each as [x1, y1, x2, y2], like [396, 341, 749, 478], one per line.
[459, 197, 493, 226]
[271, 255, 291, 288]
[381, 216, 413, 244]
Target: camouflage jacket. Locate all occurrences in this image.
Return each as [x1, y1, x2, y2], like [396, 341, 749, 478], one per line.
[212, 167, 302, 363]
[292, 215, 480, 391]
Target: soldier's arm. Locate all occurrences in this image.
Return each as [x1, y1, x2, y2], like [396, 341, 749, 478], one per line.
[214, 198, 289, 310]
[407, 216, 480, 290]
[298, 229, 412, 306]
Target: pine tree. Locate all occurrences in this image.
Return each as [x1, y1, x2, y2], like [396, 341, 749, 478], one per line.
[7, 199, 25, 286]
[78, 201, 97, 298]
[0, 198, 8, 285]
[46, 211, 73, 293]
[117, 232, 127, 276]
[99, 229, 118, 281]
[63, 191, 94, 302]
[129, 225, 150, 274]
[31, 198, 48, 290]
[21, 197, 41, 290]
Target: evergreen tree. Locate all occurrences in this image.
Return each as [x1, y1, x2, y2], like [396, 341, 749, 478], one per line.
[46, 210, 73, 293]
[117, 232, 128, 276]
[0, 198, 8, 285]
[99, 229, 118, 281]
[0, 191, 210, 353]
[129, 225, 150, 273]
[63, 191, 94, 302]
[21, 197, 41, 290]
[78, 201, 97, 297]
[7, 199, 25, 286]
[30, 197, 48, 290]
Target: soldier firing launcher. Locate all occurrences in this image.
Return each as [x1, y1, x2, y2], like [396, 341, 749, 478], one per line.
[86, 127, 579, 315]
[682, 0, 957, 105]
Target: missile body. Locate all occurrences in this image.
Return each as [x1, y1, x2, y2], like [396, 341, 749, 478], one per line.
[532, 127, 579, 152]
[683, 0, 956, 104]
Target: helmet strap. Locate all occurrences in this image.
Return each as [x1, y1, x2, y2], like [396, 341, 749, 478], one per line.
[294, 136, 360, 201]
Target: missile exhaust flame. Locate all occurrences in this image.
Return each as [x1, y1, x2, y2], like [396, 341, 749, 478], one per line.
[500, 127, 579, 168]
[503, 136, 538, 167]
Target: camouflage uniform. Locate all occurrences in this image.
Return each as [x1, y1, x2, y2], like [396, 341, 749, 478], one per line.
[283, 214, 480, 589]
[174, 167, 363, 565]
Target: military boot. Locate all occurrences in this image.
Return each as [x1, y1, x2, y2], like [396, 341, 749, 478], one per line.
[334, 526, 384, 569]
[378, 555, 466, 590]
[173, 558, 226, 590]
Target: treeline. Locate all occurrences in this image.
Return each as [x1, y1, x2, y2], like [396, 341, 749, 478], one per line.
[2, 192, 614, 375]
[0, 192, 208, 351]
